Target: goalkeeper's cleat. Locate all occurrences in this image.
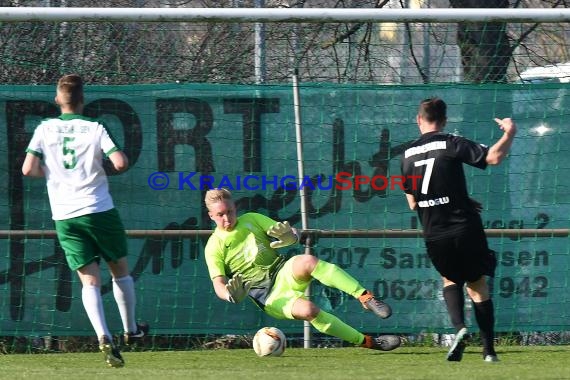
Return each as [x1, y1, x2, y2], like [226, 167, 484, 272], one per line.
[123, 322, 150, 346]
[484, 354, 499, 362]
[361, 334, 401, 351]
[99, 336, 125, 368]
[446, 327, 468, 362]
[358, 290, 392, 319]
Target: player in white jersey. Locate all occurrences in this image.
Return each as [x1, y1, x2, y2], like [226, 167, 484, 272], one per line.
[22, 74, 147, 368]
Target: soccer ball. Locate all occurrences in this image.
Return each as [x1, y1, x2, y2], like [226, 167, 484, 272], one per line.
[252, 327, 286, 357]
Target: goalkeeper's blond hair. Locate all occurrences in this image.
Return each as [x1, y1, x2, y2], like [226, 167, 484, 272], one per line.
[204, 188, 233, 210]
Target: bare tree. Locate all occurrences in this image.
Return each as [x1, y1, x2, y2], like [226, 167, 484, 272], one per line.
[448, 0, 570, 83]
[1, 0, 570, 84]
[448, 0, 511, 82]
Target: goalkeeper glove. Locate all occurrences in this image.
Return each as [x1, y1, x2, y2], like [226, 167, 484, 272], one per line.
[267, 221, 298, 249]
[225, 273, 251, 304]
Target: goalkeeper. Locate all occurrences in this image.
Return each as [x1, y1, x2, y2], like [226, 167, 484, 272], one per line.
[204, 188, 400, 351]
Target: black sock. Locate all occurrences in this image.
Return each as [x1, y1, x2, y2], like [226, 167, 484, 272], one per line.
[443, 284, 465, 332]
[473, 299, 496, 356]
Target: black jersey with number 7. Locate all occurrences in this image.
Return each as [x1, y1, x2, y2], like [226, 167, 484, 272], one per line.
[400, 131, 489, 241]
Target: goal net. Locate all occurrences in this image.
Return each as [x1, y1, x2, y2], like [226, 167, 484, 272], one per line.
[1, 3, 569, 350]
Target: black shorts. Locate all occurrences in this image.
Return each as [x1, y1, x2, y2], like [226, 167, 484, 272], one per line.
[425, 228, 497, 284]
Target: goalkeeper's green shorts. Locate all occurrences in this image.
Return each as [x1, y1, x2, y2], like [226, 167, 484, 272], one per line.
[263, 256, 310, 320]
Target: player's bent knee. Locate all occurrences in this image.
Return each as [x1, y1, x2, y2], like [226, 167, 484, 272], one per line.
[292, 254, 319, 278]
[291, 298, 320, 320]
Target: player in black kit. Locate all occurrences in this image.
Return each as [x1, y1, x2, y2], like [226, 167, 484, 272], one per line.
[400, 97, 516, 363]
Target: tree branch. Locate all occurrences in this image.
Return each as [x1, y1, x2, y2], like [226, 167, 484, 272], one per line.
[321, 0, 390, 49]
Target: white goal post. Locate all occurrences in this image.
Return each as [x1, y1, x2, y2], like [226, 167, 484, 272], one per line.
[0, 7, 569, 23]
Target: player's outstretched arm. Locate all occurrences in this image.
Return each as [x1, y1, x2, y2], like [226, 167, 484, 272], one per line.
[267, 221, 298, 249]
[486, 117, 517, 165]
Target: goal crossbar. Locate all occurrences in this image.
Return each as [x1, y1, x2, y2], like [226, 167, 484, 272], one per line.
[0, 7, 569, 23]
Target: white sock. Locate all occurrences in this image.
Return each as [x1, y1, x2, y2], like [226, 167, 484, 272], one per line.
[112, 275, 137, 333]
[82, 285, 111, 339]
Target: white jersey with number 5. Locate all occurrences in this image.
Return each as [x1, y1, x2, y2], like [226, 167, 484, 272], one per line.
[25, 113, 120, 220]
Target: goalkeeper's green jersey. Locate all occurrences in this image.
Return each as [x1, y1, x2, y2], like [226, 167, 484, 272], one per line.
[204, 212, 285, 287]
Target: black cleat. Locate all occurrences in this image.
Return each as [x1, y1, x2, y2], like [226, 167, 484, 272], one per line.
[359, 291, 392, 319]
[123, 322, 150, 346]
[361, 334, 401, 351]
[447, 328, 468, 362]
[99, 335, 125, 368]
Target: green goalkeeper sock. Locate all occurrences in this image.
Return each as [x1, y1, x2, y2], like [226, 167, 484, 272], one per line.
[310, 310, 364, 345]
[311, 259, 366, 298]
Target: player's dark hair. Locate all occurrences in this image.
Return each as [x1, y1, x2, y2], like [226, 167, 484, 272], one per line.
[418, 97, 447, 126]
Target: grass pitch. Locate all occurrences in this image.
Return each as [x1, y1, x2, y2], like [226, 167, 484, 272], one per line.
[1, 346, 568, 380]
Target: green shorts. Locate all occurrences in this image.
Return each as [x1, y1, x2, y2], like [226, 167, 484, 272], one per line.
[263, 257, 311, 320]
[55, 208, 128, 271]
